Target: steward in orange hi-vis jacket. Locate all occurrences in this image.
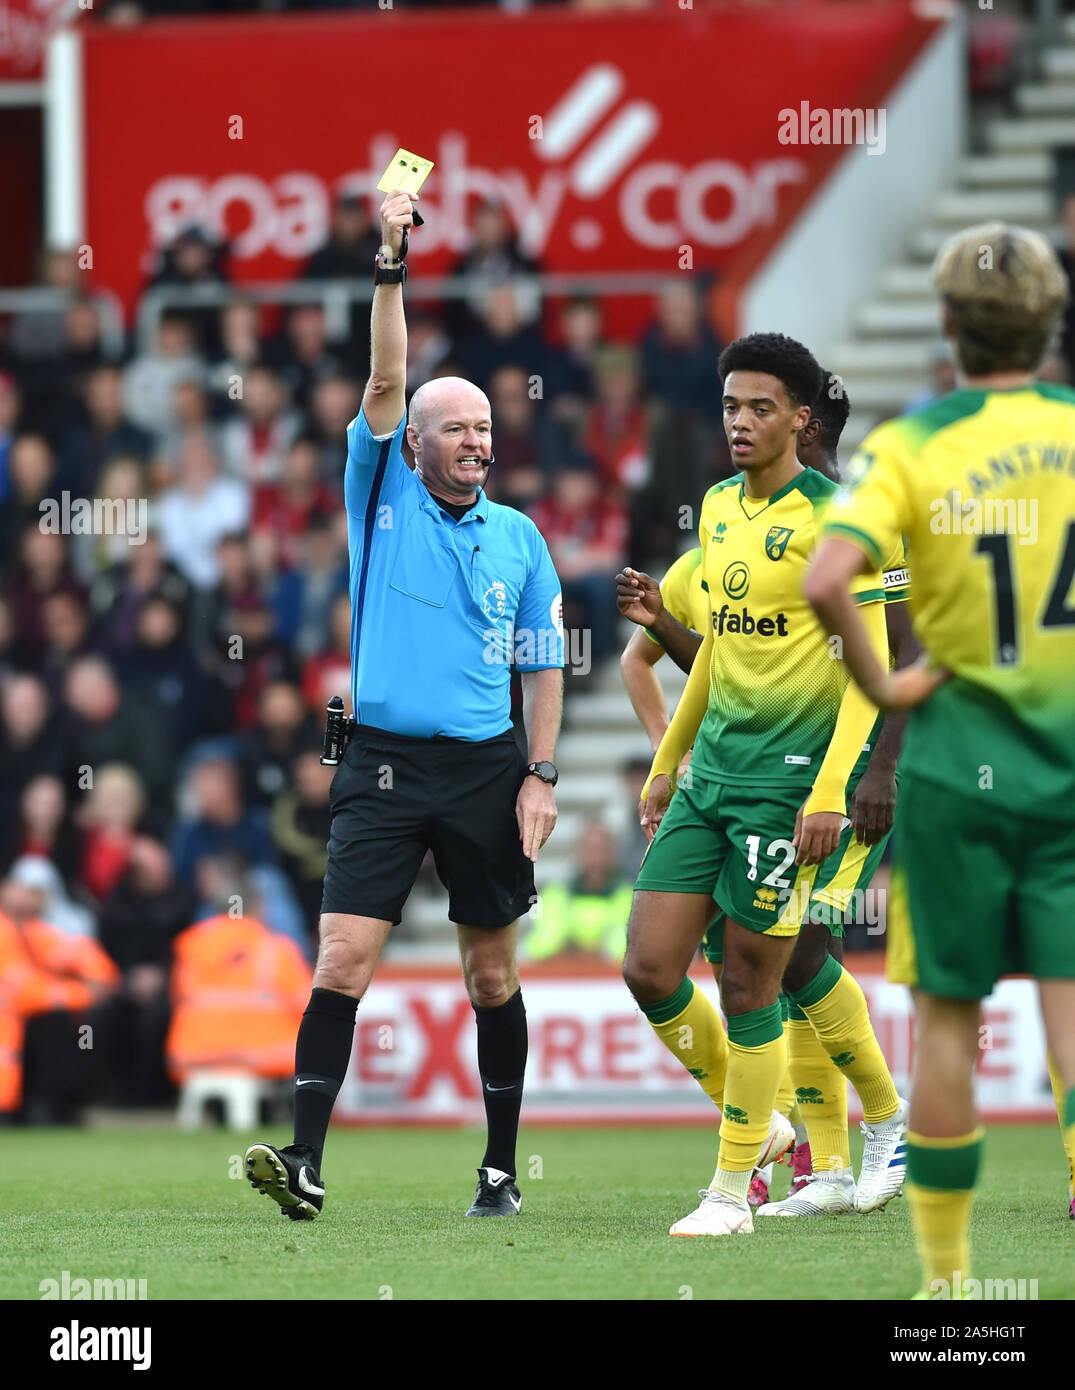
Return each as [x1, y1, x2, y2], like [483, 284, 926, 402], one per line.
[165, 914, 312, 1083]
[0, 911, 120, 1114]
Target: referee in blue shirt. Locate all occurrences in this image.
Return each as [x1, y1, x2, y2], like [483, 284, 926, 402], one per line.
[246, 188, 564, 1221]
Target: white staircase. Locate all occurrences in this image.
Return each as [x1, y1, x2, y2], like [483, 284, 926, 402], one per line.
[828, 14, 1075, 456]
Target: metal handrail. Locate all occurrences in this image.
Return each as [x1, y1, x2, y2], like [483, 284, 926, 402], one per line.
[135, 271, 686, 355]
[0, 287, 127, 359]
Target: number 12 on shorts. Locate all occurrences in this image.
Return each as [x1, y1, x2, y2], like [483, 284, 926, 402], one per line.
[744, 835, 797, 885]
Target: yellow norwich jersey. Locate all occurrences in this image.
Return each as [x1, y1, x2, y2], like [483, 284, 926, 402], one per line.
[645, 547, 708, 646]
[824, 383, 1075, 816]
[693, 467, 901, 787]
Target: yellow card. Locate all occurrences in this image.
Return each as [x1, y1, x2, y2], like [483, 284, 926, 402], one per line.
[376, 149, 435, 197]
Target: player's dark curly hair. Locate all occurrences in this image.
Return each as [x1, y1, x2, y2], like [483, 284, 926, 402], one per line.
[718, 333, 823, 409]
[811, 369, 851, 446]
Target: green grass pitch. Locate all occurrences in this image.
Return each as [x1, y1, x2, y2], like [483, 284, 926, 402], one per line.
[1, 1124, 1070, 1300]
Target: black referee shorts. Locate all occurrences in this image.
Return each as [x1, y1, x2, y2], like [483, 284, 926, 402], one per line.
[321, 723, 535, 929]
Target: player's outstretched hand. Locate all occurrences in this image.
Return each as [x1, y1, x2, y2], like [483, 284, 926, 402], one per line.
[868, 657, 948, 713]
[793, 806, 844, 866]
[516, 776, 557, 864]
[640, 772, 672, 843]
[379, 189, 418, 260]
[616, 568, 663, 627]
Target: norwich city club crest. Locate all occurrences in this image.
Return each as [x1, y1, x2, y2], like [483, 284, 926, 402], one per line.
[765, 526, 794, 561]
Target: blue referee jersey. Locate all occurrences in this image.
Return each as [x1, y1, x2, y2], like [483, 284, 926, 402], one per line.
[343, 409, 564, 740]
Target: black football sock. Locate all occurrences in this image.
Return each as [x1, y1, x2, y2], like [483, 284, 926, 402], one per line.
[474, 988, 528, 1177]
[293, 987, 360, 1169]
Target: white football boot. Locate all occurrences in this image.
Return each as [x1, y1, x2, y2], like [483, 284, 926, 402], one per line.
[758, 1109, 796, 1166]
[756, 1167, 857, 1217]
[854, 1096, 910, 1212]
[669, 1189, 754, 1236]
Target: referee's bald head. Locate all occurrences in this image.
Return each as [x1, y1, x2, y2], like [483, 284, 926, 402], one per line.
[409, 376, 490, 435]
[407, 376, 493, 500]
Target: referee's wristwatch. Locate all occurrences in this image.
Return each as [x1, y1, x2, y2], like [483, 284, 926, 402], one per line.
[526, 760, 558, 786]
[374, 245, 407, 285]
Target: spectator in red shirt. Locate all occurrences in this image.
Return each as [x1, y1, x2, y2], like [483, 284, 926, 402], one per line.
[530, 463, 628, 662]
[219, 363, 300, 486]
[79, 763, 146, 905]
[301, 590, 352, 717]
[222, 594, 298, 731]
[251, 435, 338, 574]
[583, 345, 651, 494]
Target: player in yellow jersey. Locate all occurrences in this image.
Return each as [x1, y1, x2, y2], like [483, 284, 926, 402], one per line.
[619, 372, 917, 1218]
[622, 334, 907, 1235]
[806, 223, 1075, 1292]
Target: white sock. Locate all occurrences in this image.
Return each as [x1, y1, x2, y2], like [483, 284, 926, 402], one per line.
[711, 1167, 752, 1202]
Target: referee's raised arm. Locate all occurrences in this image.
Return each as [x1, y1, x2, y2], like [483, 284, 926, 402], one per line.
[361, 189, 416, 437]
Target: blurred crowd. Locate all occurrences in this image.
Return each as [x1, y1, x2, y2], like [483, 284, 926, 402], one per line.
[4, 150, 1072, 1125]
[0, 193, 729, 1121]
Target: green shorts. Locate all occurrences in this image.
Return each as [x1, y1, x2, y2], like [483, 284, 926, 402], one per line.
[635, 773, 820, 937]
[702, 820, 889, 962]
[887, 774, 1075, 999]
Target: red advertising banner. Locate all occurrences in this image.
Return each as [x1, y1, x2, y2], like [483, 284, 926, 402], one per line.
[333, 965, 1055, 1126]
[77, 3, 942, 318]
[0, 0, 68, 81]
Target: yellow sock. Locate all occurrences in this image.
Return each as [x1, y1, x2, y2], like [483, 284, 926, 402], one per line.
[713, 1003, 786, 1199]
[774, 1024, 797, 1119]
[774, 1005, 801, 1124]
[791, 956, 899, 1123]
[906, 1129, 984, 1295]
[1047, 1054, 1075, 1187]
[640, 978, 727, 1109]
[787, 1014, 850, 1170]
[908, 1187, 976, 1295]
